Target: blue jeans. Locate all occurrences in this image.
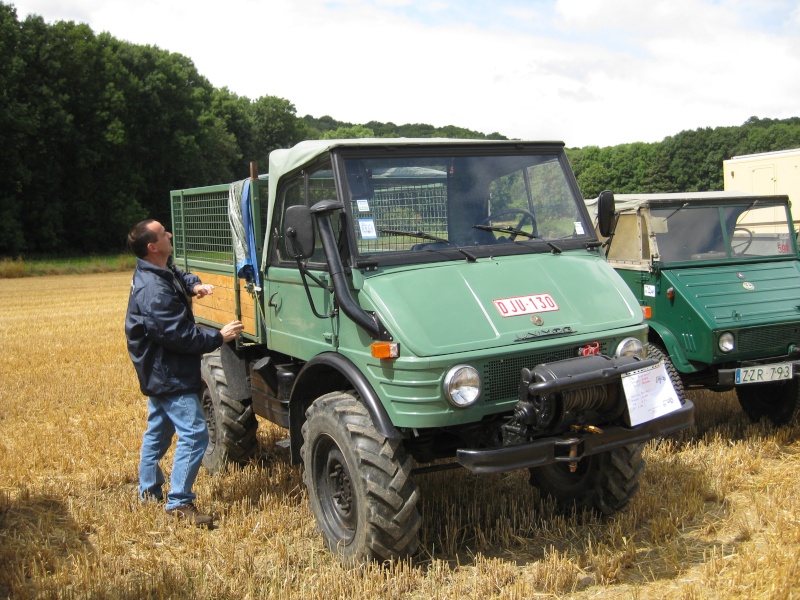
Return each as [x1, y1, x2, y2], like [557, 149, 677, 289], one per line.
[139, 393, 209, 511]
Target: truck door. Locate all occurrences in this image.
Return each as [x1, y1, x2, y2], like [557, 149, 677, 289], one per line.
[265, 164, 339, 359]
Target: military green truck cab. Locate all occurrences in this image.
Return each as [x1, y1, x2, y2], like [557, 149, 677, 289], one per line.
[172, 139, 693, 562]
[589, 192, 800, 426]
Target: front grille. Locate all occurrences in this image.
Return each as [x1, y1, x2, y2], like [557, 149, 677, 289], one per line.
[739, 324, 800, 353]
[482, 342, 610, 402]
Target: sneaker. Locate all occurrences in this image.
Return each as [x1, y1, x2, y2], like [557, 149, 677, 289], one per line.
[166, 503, 213, 527]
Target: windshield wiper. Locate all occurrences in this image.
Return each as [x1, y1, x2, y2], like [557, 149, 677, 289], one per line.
[662, 202, 689, 221]
[473, 225, 562, 254]
[380, 228, 477, 262]
[736, 199, 762, 221]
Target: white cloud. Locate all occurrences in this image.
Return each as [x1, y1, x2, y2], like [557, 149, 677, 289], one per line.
[9, 0, 800, 147]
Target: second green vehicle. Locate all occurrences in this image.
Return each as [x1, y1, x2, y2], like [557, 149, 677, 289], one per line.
[590, 191, 800, 426]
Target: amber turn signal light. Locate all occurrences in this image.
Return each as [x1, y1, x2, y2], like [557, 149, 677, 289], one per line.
[641, 306, 652, 319]
[371, 342, 400, 359]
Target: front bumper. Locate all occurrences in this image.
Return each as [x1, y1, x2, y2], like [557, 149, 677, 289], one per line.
[457, 399, 694, 474]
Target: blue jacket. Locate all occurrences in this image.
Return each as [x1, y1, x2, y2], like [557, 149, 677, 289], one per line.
[125, 258, 222, 398]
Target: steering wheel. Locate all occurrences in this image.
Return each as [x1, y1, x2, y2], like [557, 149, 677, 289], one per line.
[731, 227, 753, 255]
[479, 209, 537, 241]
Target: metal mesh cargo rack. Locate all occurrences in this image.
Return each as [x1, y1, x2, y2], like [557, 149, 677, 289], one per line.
[170, 179, 270, 344]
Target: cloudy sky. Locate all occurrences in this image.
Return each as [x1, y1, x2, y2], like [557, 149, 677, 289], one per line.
[9, 0, 800, 147]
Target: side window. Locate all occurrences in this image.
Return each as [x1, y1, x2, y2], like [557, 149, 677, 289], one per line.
[273, 177, 305, 264]
[272, 161, 340, 266]
[307, 168, 340, 265]
[308, 171, 337, 204]
[607, 213, 643, 262]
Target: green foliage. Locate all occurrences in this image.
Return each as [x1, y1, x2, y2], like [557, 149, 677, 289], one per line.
[250, 96, 306, 166]
[0, 4, 312, 254]
[322, 125, 375, 139]
[568, 118, 800, 198]
[0, 3, 28, 253]
[303, 115, 506, 141]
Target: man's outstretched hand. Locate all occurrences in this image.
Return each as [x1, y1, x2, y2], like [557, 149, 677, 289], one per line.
[220, 320, 244, 342]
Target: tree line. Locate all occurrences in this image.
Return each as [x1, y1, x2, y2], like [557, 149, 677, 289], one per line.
[567, 116, 800, 198]
[2, 2, 799, 256]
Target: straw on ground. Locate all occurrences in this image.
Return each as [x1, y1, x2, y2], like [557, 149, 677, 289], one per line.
[0, 272, 798, 599]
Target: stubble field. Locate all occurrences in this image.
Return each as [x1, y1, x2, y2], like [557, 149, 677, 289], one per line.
[0, 272, 798, 599]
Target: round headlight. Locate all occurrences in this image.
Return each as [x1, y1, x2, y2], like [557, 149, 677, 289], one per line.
[444, 365, 481, 407]
[718, 332, 735, 353]
[615, 337, 646, 360]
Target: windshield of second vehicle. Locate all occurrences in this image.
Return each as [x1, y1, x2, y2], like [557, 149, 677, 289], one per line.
[343, 153, 591, 257]
[651, 203, 795, 262]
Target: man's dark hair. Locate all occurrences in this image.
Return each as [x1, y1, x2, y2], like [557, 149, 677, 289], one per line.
[128, 219, 157, 258]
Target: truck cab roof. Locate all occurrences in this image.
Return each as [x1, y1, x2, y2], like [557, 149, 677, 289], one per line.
[586, 191, 796, 269]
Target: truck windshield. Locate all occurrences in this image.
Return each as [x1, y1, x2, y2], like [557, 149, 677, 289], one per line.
[651, 202, 795, 262]
[341, 152, 591, 260]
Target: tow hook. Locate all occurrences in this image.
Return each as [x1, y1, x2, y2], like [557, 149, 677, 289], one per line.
[565, 425, 604, 472]
[571, 424, 604, 435]
[567, 439, 580, 472]
[553, 436, 584, 473]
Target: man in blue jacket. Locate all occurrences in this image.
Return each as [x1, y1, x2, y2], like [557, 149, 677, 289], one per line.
[125, 219, 243, 527]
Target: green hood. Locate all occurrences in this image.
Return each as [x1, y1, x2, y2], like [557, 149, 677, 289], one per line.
[665, 261, 800, 328]
[362, 253, 641, 357]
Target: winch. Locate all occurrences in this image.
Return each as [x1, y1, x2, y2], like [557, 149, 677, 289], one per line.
[505, 354, 656, 441]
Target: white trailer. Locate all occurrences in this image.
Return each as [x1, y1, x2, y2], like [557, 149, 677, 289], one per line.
[724, 148, 800, 229]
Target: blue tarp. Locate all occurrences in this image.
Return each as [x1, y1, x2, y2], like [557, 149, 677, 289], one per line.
[236, 179, 261, 288]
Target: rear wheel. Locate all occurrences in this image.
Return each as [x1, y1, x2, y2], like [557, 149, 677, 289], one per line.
[529, 444, 645, 515]
[736, 379, 800, 426]
[301, 392, 420, 563]
[200, 350, 259, 474]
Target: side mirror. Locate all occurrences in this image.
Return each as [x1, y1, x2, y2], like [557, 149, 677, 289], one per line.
[284, 205, 315, 259]
[597, 190, 616, 238]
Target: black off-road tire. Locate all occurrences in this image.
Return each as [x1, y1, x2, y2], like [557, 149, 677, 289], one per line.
[736, 378, 800, 426]
[646, 342, 691, 443]
[301, 392, 421, 563]
[647, 343, 687, 404]
[529, 443, 645, 515]
[200, 350, 259, 474]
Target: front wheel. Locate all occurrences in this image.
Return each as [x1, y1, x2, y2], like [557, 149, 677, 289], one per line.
[736, 379, 800, 426]
[301, 392, 421, 563]
[529, 444, 645, 515]
[647, 343, 686, 404]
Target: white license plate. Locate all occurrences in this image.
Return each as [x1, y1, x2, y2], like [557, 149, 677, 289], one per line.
[621, 361, 681, 427]
[493, 293, 559, 317]
[735, 362, 793, 385]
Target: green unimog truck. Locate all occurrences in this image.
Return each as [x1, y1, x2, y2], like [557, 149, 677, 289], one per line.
[170, 139, 694, 562]
[588, 191, 800, 426]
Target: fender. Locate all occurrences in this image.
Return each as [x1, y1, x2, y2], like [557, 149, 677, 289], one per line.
[288, 352, 402, 463]
[648, 322, 700, 373]
[218, 341, 250, 401]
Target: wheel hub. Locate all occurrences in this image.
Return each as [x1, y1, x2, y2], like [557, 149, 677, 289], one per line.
[329, 462, 353, 514]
